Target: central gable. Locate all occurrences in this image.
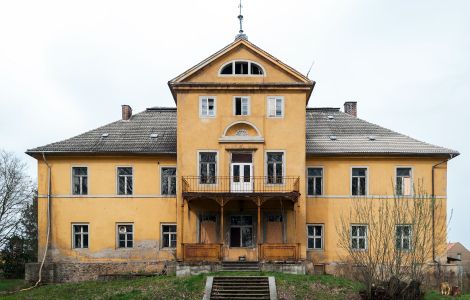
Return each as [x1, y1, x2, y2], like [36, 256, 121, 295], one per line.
[169, 39, 312, 85]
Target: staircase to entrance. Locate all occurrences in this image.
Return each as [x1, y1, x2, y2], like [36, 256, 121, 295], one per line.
[206, 276, 275, 300]
[221, 261, 260, 272]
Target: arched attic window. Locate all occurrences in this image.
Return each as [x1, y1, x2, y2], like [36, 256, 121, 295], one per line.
[219, 60, 265, 76]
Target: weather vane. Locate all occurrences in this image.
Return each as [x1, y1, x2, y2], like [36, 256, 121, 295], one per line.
[236, 0, 248, 40]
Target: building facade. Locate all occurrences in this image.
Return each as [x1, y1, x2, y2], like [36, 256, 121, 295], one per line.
[26, 38, 458, 281]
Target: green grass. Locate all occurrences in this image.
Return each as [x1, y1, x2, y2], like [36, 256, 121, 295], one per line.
[424, 290, 470, 300]
[1, 273, 466, 300]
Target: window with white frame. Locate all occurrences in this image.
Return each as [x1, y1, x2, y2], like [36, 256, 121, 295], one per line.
[307, 168, 323, 196]
[396, 168, 412, 196]
[351, 225, 367, 250]
[161, 224, 177, 248]
[200, 96, 216, 117]
[72, 167, 88, 195]
[267, 97, 284, 117]
[396, 225, 412, 250]
[266, 152, 284, 184]
[199, 152, 217, 184]
[220, 61, 264, 75]
[117, 167, 133, 195]
[234, 96, 249, 116]
[352, 168, 367, 196]
[72, 224, 89, 249]
[117, 224, 133, 248]
[307, 224, 324, 250]
[161, 167, 176, 195]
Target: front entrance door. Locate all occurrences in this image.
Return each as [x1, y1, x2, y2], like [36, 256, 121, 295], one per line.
[231, 163, 252, 192]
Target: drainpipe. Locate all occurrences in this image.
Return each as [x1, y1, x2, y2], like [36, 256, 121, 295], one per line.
[36, 153, 52, 286]
[431, 154, 454, 263]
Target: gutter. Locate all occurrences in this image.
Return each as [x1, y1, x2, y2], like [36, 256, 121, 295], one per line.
[431, 153, 457, 263]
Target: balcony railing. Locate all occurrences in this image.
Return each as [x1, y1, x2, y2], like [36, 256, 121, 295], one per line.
[182, 176, 300, 194]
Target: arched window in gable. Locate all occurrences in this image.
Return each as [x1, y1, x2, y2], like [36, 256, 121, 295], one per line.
[219, 60, 265, 76]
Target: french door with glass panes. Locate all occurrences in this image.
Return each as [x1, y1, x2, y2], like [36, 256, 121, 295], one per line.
[230, 163, 253, 192]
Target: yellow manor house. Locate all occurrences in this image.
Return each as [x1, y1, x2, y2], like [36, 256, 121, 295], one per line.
[26, 37, 458, 282]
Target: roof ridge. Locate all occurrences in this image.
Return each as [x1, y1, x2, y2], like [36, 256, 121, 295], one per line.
[146, 107, 177, 111]
[307, 107, 341, 112]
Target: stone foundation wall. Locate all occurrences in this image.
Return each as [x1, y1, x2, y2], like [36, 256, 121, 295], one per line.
[25, 261, 175, 283]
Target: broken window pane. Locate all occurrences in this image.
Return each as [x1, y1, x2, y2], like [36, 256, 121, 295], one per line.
[221, 63, 233, 74]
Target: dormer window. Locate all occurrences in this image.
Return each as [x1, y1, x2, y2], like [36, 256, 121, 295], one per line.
[220, 60, 265, 76]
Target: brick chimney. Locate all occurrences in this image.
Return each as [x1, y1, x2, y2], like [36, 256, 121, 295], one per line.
[344, 101, 357, 117]
[121, 105, 132, 121]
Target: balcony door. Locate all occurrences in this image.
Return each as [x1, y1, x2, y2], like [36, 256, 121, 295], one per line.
[230, 152, 253, 192]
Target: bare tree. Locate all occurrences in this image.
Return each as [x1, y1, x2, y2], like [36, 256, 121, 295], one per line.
[337, 182, 446, 298]
[0, 150, 33, 249]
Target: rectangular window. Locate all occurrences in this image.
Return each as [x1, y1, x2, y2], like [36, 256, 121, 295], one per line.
[352, 168, 367, 196]
[199, 152, 217, 184]
[161, 167, 176, 195]
[267, 152, 284, 184]
[72, 224, 89, 249]
[396, 225, 412, 250]
[396, 168, 412, 196]
[200, 96, 216, 117]
[234, 96, 249, 116]
[162, 224, 177, 248]
[267, 97, 284, 117]
[117, 223, 133, 248]
[230, 216, 253, 247]
[117, 167, 133, 195]
[351, 225, 367, 250]
[307, 224, 324, 250]
[72, 167, 88, 195]
[307, 168, 323, 196]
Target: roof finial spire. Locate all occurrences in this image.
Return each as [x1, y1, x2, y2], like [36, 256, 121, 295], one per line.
[235, 0, 248, 40]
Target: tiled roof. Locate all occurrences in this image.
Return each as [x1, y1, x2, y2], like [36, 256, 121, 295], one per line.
[306, 108, 459, 156]
[27, 107, 459, 157]
[26, 108, 177, 155]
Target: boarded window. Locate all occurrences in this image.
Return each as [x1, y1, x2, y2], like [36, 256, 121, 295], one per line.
[200, 215, 217, 244]
[266, 215, 283, 243]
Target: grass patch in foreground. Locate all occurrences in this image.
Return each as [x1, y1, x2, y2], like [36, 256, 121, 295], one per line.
[0, 279, 29, 293]
[424, 290, 470, 300]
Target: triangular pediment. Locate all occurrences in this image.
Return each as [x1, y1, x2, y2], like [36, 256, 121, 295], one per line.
[169, 39, 313, 85]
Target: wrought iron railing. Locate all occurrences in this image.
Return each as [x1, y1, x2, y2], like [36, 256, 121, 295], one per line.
[182, 176, 300, 193]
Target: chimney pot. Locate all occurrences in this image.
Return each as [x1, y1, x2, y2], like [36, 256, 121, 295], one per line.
[121, 105, 132, 121]
[344, 101, 357, 117]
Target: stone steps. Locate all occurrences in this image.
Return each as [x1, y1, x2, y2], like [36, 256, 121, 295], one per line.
[220, 261, 260, 272]
[210, 276, 271, 300]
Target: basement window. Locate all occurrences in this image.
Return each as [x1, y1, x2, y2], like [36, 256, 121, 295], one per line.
[72, 224, 89, 249]
[161, 224, 177, 248]
[220, 60, 265, 76]
[117, 223, 133, 248]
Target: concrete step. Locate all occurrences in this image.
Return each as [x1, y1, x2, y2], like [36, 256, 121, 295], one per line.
[210, 276, 271, 300]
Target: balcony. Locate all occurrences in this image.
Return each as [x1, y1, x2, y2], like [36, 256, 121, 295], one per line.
[182, 176, 300, 202]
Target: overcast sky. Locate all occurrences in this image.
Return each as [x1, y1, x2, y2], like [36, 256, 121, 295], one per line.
[0, 0, 468, 247]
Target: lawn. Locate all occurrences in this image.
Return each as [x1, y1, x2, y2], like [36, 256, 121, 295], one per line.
[0, 272, 466, 300]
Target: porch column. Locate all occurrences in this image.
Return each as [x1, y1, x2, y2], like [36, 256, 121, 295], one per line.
[257, 197, 261, 244]
[220, 202, 224, 244]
